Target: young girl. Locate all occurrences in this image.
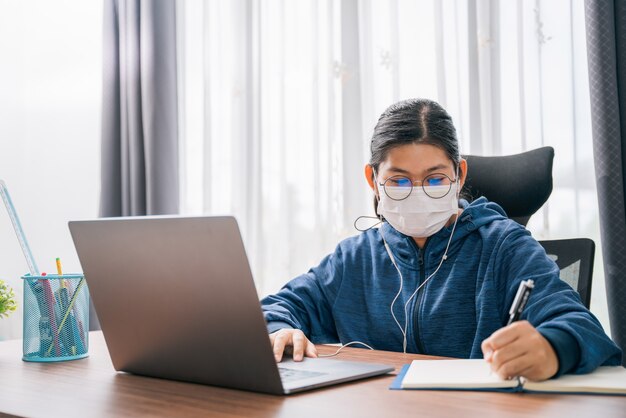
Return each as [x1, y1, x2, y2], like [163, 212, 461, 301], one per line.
[261, 98, 621, 381]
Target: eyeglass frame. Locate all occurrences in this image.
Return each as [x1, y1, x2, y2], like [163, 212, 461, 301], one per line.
[375, 171, 459, 201]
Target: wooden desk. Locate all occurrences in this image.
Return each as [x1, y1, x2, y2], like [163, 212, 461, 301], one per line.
[1, 332, 625, 418]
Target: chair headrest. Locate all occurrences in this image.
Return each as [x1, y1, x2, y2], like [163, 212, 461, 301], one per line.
[462, 146, 554, 226]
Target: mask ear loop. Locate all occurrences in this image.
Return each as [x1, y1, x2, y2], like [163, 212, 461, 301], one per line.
[354, 169, 385, 232]
[354, 216, 382, 232]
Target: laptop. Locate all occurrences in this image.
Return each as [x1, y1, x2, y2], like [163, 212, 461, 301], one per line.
[68, 216, 393, 395]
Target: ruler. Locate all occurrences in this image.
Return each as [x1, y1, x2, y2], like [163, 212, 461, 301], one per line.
[0, 180, 39, 275]
[1, 180, 52, 351]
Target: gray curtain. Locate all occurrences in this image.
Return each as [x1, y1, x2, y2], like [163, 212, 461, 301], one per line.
[101, 0, 179, 218]
[95, 0, 179, 330]
[585, 0, 626, 364]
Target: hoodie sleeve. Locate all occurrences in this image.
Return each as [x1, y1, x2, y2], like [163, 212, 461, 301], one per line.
[260, 245, 344, 343]
[494, 224, 622, 376]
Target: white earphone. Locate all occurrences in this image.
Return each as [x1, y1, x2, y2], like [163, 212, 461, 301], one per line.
[380, 214, 459, 353]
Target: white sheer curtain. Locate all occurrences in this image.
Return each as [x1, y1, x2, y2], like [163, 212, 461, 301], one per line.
[176, 0, 607, 329]
[177, 0, 356, 298]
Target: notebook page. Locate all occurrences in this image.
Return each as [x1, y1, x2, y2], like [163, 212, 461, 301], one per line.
[523, 366, 626, 394]
[401, 359, 519, 389]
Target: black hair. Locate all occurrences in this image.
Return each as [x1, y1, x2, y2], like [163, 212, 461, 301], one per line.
[369, 98, 462, 214]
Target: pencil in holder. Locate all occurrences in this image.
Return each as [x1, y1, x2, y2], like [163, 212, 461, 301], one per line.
[21, 273, 89, 362]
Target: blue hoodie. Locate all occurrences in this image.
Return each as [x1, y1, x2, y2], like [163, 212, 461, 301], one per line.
[261, 198, 622, 375]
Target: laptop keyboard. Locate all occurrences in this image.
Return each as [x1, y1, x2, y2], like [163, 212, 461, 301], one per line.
[278, 366, 327, 383]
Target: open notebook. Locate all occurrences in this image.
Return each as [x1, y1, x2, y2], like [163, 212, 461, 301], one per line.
[390, 359, 626, 395]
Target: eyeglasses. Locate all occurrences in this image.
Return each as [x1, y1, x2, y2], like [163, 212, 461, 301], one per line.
[378, 173, 457, 200]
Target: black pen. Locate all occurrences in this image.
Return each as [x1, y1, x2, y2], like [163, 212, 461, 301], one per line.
[506, 279, 534, 326]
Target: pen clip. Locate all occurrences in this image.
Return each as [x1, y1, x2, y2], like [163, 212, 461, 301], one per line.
[507, 279, 534, 325]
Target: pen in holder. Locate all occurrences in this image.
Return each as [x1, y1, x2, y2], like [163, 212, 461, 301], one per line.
[21, 273, 89, 362]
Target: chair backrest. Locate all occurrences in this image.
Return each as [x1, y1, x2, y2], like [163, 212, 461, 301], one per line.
[463, 147, 593, 308]
[462, 146, 554, 226]
[538, 238, 594, 309]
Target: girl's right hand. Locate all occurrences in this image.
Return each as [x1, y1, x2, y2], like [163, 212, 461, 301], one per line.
[269, 328, 318, 362]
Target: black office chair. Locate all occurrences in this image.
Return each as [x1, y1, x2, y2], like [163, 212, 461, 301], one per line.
[462, 146, 594, 308]
[538, 238, 594, 309]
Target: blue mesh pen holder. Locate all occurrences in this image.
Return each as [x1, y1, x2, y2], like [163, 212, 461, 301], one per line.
[21, 273, 89, 362]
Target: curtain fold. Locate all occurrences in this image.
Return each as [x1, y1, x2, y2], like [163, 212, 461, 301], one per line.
[585, 0, 626, 364]
[101, 0, 179, 218]
[98, 0, 179, 330]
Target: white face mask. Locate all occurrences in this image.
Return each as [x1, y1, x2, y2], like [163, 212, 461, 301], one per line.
[376, 180, 459, 238]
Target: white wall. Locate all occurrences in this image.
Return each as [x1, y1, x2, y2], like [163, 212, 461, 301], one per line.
[0, 1, 102, 340]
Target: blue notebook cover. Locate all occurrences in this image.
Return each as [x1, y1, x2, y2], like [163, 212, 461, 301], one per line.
[389, 363, 626, 396]
[389, 364, 410, 390]
[389, 363, 520, 393]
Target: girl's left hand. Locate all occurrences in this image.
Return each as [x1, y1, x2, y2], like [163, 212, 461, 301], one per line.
[481, 320, 559, 381]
